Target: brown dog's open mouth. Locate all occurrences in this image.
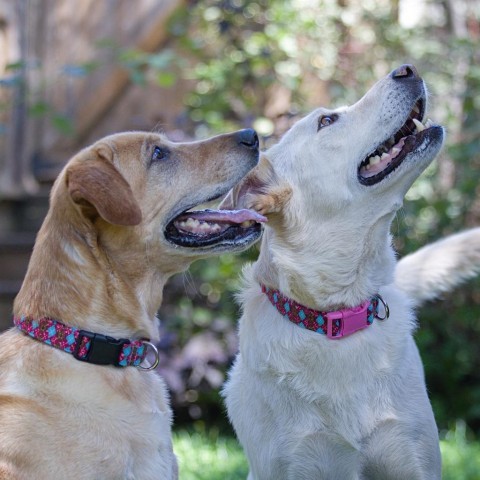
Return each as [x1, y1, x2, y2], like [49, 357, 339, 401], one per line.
[165, 208, 267, 248]
[358, 98, 441, 186]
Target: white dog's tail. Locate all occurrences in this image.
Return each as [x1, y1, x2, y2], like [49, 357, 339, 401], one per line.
[395, 228, 480, 307]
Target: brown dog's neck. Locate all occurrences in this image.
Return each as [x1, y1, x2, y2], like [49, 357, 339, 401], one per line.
[13, 200, 166, 341]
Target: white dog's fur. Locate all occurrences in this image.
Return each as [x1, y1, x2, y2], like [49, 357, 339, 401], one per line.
[396, 228, 480, 307]
[223, 67, 446, 479]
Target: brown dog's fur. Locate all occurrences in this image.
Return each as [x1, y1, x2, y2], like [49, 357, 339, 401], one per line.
[0, 130, 259, 479]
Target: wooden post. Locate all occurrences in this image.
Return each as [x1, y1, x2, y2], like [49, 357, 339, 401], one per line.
[0, 0, 40, 198]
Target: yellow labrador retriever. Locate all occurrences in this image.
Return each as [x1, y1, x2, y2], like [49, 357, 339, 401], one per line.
[223, 66, 445, 479]
[0, 129, 266, 479]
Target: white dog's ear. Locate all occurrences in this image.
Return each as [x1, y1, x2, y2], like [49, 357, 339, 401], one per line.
[230, 154, 292, 216]
[66, 145, 142, 226]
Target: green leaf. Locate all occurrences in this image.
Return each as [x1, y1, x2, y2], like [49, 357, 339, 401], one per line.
[51, 114, 74, 135]
[29, 101, 50, 116]
[156, 71, 176, 87]
[94, 38, 117, 49]
[5, 61, 25, 71]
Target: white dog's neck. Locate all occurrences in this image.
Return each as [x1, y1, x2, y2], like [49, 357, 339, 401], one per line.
[253, 216, 397, 310]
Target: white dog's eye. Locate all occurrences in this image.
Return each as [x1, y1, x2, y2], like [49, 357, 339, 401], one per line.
[317, 114, 338, 130]
[152, 146, 170, 162]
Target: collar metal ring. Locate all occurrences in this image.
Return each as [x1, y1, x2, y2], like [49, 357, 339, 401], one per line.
[137, 341, 160, 371]
[375, 294, 390, 320]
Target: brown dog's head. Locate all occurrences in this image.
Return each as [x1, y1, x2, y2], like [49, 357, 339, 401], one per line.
[14, 129, 267, 332]
[59, 130, 266, 267]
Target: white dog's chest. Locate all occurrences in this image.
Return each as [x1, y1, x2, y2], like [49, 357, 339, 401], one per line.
[226, 286, 440, 479]
[262, 365, 391, 446]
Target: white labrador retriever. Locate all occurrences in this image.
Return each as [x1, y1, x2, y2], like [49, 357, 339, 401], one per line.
[223, 65, 445, 479]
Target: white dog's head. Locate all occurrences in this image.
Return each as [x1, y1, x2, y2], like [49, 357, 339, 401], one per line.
[223, 65, 445, 306]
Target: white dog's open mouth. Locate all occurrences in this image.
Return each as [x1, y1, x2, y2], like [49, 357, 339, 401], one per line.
[165, 207, 266, 248]
[358, 98, 439, 186]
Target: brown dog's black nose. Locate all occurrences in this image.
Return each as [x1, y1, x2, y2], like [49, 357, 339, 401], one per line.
[391, 64, 420, 80]
[237, 128, 259, 150]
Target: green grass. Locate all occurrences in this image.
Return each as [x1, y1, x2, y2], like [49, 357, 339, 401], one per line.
[174, 424, 480, 480]
[173, 429, 248, 480]
[440, 422, 480, 480]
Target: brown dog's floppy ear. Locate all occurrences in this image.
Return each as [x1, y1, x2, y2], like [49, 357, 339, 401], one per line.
[241, 155, 292, 216]
[66, 145, 142, 226]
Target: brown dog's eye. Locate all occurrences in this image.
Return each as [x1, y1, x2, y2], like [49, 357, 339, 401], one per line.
[152, 146, 170, 162]
[317, 114, 338, 131]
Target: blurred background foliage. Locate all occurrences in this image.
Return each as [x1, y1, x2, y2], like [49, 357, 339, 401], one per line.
[1, 0, 480, 444]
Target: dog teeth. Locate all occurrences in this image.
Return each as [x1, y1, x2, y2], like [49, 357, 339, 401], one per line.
[412, 118, 425, 132]
[366, 115, 435, 171]
[241, 220, 254, 228]
[180, 218, 199, 229]
[412, 104, 420, 114]
[391, 146, 401, 158]
[198, 221, 222, 232]
[177, 217, 223, 234]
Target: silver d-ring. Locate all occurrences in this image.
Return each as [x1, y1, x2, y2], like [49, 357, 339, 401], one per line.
[375, 294, 390, 320]
[137, 341, 160, 371]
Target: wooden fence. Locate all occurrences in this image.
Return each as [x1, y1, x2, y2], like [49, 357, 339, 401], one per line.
[0, 0, 187, 198]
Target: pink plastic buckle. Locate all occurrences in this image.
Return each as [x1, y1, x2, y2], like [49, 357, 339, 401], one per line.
[325, 300, 371, 339]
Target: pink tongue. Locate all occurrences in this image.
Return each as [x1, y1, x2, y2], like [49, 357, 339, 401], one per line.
[176, 209, 267, 224]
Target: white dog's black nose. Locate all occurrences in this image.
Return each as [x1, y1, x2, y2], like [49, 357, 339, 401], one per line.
[391, 64, 420, 80]
[237, 129, 259, 150]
